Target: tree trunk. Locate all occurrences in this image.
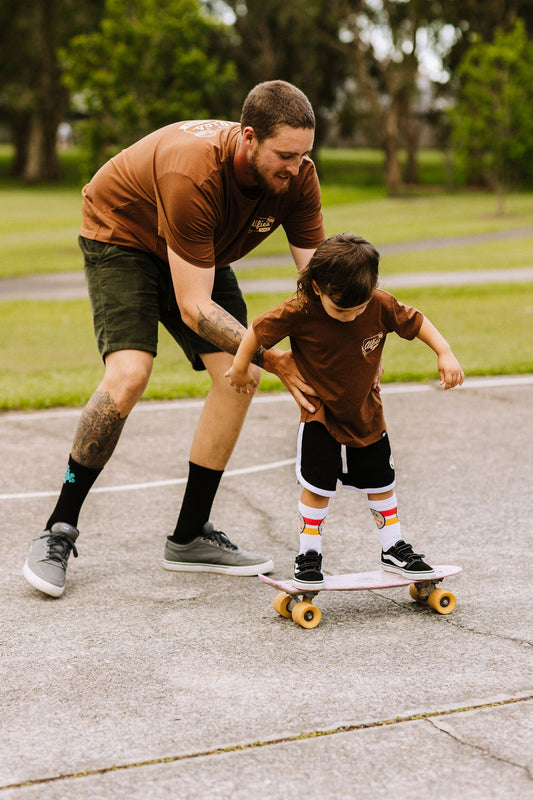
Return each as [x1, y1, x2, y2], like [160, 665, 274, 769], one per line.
[22, 109, 63, 183]
[384, 107, 402, 195]
[20, 0, 65, 182]
[23, 116, 44, 183]
[404, 112, 420, 184]
[9, 112, 31, 177]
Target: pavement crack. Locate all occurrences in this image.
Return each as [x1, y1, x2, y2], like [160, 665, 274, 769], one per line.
[376, 593, 532, 647]
[442, 619, 532, 648]
[1, 696, 530, 792]
[426, 717, 533, 780]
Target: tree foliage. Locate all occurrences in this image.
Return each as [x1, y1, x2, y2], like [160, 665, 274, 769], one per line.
[61, 0, 237, 172]
[2, 0, 532, 190]
[334, 0, 458, 193]
[215, 0, 354, 158]
[0, 0, 105, 181]
[450, 19, 533, 211]
[443, 0, 533, 73]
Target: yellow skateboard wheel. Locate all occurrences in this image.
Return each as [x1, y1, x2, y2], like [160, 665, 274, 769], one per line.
[427, 588, 456, 615]
[273, 592, 293, 619]
[291, 600, 321, 629]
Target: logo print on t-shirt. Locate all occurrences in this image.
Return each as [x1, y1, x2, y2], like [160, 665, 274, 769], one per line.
[362, 332, 384, 357]
[179, 120, 234, 137]
[249, 216, 275, 234]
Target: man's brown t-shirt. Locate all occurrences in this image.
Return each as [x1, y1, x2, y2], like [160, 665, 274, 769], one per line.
[253, 290, 424, 447]
[80, 120, 325, 266]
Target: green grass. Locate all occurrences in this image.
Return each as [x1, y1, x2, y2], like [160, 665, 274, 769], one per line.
[233, 235, 533, 283]
[0, 144, 532, 410]
[1, 144, 532, 278]
[1, 282, 532, 410]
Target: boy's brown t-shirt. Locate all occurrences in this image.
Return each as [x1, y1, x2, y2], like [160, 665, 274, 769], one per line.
[253, 290, 424, 447]
[80, 120, 324, 266]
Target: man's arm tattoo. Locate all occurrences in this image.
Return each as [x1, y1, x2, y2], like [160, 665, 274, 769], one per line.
[196, 304, 265, 366]
[71, 390, 128, 469]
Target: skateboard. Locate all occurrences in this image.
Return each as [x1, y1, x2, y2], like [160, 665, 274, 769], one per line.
[259, 565, 462, 629]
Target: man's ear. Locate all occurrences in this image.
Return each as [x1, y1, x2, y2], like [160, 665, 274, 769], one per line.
[242, 126, 256, 146]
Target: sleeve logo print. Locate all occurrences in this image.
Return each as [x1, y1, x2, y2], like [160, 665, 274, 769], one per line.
[362, 332, 384, 357]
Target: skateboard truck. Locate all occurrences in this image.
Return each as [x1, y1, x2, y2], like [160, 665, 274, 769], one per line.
[273, 590, 322, 629]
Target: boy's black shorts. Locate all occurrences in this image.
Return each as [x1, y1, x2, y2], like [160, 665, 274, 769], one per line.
[296, 421, 396, 497]
[80, 236, 248, 371]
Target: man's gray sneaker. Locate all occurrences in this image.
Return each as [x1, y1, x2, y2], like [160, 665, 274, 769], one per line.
[23, 522, 79, 597]
[163, 521, 274, 576]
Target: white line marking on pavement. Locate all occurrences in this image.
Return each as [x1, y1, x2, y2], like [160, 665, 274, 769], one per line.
[1, 374, 531, 423]
[0, 375, 531, 501]
[0, 458, 296, 501]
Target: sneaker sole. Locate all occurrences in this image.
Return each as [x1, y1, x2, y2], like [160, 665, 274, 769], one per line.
[23, 561, 65, 597]
[293, 578, 325, 590]
[381, 563, 436, 578]
[162, 558, 274, 577]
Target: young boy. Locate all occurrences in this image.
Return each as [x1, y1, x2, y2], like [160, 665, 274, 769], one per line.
[225, 233, 464, 588]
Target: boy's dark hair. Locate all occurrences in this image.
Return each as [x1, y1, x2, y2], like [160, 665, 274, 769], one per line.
[297, 233, 380, 309]
[240, 80, 315, 142]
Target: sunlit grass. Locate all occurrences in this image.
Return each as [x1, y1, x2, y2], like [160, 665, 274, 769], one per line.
[0, 145, 532, 410]
[1, 283, 532, 410]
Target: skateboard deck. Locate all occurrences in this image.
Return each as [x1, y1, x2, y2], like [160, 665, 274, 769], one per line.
[260, 565, 462, 628]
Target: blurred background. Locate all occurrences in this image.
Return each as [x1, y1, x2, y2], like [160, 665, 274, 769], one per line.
[1, 0, 532, 409]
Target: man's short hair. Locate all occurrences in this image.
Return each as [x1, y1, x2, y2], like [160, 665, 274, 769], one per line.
[240, 80, 315, 142]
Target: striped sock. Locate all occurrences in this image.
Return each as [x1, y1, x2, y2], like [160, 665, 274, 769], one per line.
[298, 501, 328, 555]
[367, 494, 402, 551]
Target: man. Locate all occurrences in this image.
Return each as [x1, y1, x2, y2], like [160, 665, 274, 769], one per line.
[23, 80, 326, 597]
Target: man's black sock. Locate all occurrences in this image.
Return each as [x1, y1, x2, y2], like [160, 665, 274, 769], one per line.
[46, 455, 102, 530]
[170, 462, 223, 544]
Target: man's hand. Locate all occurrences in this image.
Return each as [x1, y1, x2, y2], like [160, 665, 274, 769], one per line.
[262, 349, 318, 413]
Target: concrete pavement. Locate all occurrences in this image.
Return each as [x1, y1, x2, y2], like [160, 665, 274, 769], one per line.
[1, 376, 532, 798]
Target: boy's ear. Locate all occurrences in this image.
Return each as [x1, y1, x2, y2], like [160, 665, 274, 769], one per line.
[311, 280, 321, 296]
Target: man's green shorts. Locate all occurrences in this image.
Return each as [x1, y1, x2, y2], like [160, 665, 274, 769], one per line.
[79, 236, 248, 371]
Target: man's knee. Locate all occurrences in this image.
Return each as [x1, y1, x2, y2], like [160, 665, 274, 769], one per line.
[103, 350, 153, 409]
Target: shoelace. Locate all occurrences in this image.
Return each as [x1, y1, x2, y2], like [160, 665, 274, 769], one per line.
[43, 533, 78, 566]
[204, 528, 238, 551]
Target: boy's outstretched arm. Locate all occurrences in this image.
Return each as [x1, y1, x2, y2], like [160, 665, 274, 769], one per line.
[417, 316, 465, 390]
[225, 325, 318, 412]
[225, 326, 260, 393]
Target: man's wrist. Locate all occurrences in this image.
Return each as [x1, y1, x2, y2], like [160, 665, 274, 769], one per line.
[255, 347, 282, 374]
[251, 345, 267, 369]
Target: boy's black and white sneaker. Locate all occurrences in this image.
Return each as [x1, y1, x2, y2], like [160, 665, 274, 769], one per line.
[381, 540, 435, 577]
[293, 550, 325, 589]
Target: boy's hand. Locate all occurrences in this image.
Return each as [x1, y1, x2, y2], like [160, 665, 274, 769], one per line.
[438, 352, 465, 390]
[224, 365, 259, 394]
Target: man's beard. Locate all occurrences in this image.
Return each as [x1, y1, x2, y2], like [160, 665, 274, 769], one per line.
[249, 152, 291, 196]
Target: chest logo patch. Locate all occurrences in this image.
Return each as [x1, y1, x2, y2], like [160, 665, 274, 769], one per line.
[249, 216, 275, 234]
[362, 332, 384, 358]
[179, 120, 234, 137]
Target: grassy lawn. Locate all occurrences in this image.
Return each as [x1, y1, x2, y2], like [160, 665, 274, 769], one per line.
[0, 145, 532, 410]
[1, 282, 532, 410]
[1, 144, 532, 278]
